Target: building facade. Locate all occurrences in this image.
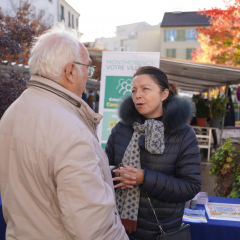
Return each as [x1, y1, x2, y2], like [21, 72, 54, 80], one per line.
[126, 25, 161, 52]
[59, 0, 80, 30]
[0, 0, 80, 29]
[160, 11, 210, 60]
[94, 22, 160, 53]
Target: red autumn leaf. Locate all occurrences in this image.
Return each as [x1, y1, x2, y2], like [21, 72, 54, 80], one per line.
[220, 168, 228, 175]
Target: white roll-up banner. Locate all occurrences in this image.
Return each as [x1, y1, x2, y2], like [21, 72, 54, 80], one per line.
[98, 51, 160, 149]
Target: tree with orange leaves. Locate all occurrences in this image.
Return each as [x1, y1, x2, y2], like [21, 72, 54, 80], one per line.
[192, 0, 240, 67]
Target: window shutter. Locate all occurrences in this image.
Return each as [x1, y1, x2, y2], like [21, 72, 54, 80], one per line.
[195, 30, 199, 40]
[167, 49, 170, 57]
[177, 30, 186, 41]
[176, 30, 180, 41]
[181, 30, 186, 41]
[186, 48, 194, 60]
[164, 30, 167, 42]
[167, 49, 176, 58]
[172, 49, 176, 58]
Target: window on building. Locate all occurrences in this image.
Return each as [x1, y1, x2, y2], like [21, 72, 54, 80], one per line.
[186, 48, 195, 60]
[68, 12, 71, 27]
[72, 14, 74, 28]
[186, 30, 197, 41]
[125, 45, 130, 52]
[166, 49, 176, 58]
[176, 30, 186, 41]
[104, 43, 108, 49]
[166, 30, 177, 42]
[31, 6, 36, 19]
[76, 18, 78, 29]
[114, 42, 119, 51]
[49, 14, 53, 26]
[60, 5, 64, 21]
[20, 1, 24, 7]
[39, 10, 45, 25]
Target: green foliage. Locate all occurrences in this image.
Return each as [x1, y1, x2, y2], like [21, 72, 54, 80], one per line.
[228, 174, 240, 198]
[209, 138, 240, 198]
[209, 138, 236, 176]
[194, 95, 209, 118]
[0, 70, 27, 118]
[210, 94, 229, 119]
[228, 149, 240, 199]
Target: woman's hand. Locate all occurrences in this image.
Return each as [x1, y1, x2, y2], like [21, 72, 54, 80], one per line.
[113, 165, 144, 189]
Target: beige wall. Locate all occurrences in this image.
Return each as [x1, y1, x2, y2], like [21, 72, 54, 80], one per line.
[160, 26, 200, 59]
[138, 29, 160, 52]
[123, 26, 161, 52]
[123, 26, 160, 52]
[123, 39, 138, 52]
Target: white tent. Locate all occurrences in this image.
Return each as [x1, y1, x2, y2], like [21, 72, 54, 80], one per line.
[160, 57, 240, 93]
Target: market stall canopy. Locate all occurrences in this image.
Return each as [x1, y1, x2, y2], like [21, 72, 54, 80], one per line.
[160, 57, 240, 93]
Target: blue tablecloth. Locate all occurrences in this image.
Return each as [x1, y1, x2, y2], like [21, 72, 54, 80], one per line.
[1, 196, 240, 239]
[183, 196, 240, 240]
[0, 196, 6, 240]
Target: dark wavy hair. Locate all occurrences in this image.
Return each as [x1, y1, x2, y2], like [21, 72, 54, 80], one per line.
[133, 66, 174, 108]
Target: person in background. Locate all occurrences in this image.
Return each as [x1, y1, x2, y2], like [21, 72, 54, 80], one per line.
[95, 91, 100, 113]
[105, 66, 201, 240]
[0, 23, 128, 240]
[87, 90, 95, 109]
[82, 89, 87, 102]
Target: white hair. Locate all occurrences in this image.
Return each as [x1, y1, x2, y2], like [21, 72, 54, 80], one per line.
[29, 23, 84, 78]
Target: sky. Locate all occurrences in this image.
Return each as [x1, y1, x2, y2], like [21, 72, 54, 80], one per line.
[65, 0, 227, 43]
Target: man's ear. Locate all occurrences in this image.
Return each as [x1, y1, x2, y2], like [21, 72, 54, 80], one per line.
[65, 63, 75, 84]
[162, 89, 169, 101]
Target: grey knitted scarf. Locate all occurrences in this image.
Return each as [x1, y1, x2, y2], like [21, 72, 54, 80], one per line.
[115, 119, 165, 231]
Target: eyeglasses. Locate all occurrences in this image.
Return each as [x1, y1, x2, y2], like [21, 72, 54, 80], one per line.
[74, 61, 96, 78]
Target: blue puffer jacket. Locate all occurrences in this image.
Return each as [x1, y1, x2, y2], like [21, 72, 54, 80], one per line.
[105, 96, 201, 240]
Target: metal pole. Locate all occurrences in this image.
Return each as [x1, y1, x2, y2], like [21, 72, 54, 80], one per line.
[220, 85, 229, 145]
[238, 101, 239, 122]
[207, 87, 211, 100]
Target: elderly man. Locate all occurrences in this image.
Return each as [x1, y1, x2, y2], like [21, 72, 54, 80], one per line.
[0, 24, 128, 240]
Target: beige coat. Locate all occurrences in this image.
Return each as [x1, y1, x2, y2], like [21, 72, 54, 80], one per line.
[0, 75, 128, 240]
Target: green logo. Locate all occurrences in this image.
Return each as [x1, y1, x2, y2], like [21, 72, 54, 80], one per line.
[104, 76, 132, 109]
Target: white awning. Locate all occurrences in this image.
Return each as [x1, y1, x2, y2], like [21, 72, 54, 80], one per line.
[160, 57, 240, 92]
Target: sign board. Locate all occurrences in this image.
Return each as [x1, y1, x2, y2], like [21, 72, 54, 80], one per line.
[98, 52, 160, 148]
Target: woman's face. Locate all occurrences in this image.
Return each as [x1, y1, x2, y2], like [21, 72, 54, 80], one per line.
[132, 74, 169, 119]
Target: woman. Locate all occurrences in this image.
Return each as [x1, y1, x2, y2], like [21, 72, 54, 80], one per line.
[105, 66, 201, 240]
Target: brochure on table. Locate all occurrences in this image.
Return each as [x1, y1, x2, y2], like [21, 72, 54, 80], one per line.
[97, 51, 160, 148]
[183, 209, 207, 223]
[205, 202, 240, 221]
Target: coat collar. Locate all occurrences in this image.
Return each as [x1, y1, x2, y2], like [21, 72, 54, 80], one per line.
[118, 95, 193, 134]
[28, 75, 102, 124]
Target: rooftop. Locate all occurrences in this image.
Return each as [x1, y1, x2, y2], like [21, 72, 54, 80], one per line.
[161, 11, 210, 27]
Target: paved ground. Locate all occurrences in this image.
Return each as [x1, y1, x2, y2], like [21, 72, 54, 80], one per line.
[200, 162, 215, 196]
